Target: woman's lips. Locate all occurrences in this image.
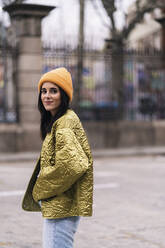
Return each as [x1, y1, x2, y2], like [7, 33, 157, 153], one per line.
[44, 101, 53, 105]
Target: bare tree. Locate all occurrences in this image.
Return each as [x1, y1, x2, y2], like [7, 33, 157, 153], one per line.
[99, 0, 164, 48]
[92, 0, 164, 119]
[74, 0, 85, 109]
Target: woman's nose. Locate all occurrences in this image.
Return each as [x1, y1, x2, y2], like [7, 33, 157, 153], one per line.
[44, 91, 51, 97]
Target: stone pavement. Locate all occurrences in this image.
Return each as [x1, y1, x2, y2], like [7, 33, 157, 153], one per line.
[1, 148, 165, 247]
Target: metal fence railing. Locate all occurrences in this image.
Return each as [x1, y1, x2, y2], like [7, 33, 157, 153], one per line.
[0, 45, 164, 123]
[43, 46, 165, 121]
[0, 45, 18, 123]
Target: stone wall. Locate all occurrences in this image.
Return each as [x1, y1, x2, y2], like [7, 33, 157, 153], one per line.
[1, 120, 165, 152]
[84, 121, 165, 149]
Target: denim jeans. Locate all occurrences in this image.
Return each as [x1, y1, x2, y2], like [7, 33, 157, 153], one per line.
[43, 216, 80, 248]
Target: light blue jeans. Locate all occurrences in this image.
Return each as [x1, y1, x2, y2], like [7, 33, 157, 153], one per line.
[42, 216, 80, 248]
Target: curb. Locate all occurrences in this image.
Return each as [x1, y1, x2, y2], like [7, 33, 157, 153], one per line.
[92, 147, 165, 158]
[0, 152, 39, 163]
[0, 146, 165, 163]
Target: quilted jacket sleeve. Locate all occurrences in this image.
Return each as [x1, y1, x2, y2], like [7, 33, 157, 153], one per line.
[32, 128, 89, 202]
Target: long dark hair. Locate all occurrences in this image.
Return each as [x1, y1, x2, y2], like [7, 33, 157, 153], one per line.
[38, 86, 70, 140]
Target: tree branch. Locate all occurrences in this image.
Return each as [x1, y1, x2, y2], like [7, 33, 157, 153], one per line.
[101, 0, 117, 35]
[123, 0, 165, 40]
[90, 0, 110, 29]
[135, 0, 140, 11]
[2, 0, 24, 6]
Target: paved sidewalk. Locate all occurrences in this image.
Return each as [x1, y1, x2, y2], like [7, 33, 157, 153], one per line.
[1, 155, 165, 247]
[0, 146, 165, 162]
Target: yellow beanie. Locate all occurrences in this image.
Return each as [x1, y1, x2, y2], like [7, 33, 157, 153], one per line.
[38, 67, 73, 102]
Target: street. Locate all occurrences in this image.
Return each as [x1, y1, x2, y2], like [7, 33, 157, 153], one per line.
[0, 155, 165, 248]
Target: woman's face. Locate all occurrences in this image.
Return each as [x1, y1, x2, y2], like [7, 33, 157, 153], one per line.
[41, 82, 61, 116]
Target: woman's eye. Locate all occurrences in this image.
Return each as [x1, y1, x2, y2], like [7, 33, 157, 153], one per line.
[41, 89, 47, 94]
[50, 88, 57, 94]
[41, 88, 58, 94]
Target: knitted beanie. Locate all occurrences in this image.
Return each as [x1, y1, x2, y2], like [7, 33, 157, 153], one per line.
[38, 67, 73, 102]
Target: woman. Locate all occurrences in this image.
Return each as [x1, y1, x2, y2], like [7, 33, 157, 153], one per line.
[22, 67, 93, 248]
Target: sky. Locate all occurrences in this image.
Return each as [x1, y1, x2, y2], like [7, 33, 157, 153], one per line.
[0, 0, 136, 48]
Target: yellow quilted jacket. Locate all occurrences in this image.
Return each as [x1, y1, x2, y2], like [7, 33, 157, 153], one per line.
[22, 109, 93, 219]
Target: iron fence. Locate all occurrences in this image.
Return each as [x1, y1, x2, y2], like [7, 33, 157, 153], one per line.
[43, 46, 165, 121]
[0, 44, 164, 123]
[0, 45, 18, 123]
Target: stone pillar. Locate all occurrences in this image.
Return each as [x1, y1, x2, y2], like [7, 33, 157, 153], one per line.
[3, 3, 54, 151]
